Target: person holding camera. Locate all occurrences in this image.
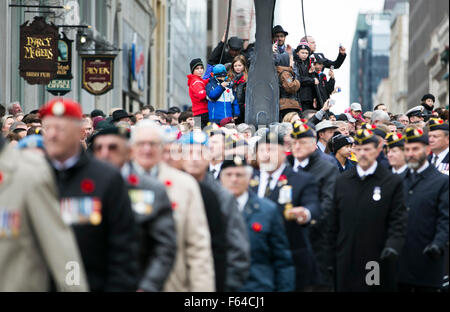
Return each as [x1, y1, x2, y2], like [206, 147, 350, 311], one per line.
[293, 42, 318, 111]
[206, 64, 239, 124]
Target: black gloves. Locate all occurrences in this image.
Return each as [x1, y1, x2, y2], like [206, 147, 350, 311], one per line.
[423, 244, 442, 260]
[380, 247, 399, 261]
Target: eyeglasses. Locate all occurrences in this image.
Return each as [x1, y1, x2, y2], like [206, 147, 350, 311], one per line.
[135, 141, 161, 148]
[93, 143, 119, 152]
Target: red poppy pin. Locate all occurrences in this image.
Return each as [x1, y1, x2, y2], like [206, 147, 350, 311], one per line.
[81, 179, 95, 194]
[128, 174, 139, 186]
[252, 222, 262, 232]
[279, 175, 287, 182]
[171, 202, 177, 210]
[164, 180, 173, 187]
[0, 171, 3, 184]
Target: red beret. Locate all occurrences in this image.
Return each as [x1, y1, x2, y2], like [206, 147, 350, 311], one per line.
[39, 98, 83, 120]
[220, 117, 235, 127]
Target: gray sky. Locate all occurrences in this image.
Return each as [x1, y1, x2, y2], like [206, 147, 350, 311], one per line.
[274, 0, 384, 113]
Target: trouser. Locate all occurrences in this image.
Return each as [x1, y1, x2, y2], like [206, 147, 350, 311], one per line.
[301, 100, 315, 112]
[194, 113, 209, 129]
[236, 103, 245, 124]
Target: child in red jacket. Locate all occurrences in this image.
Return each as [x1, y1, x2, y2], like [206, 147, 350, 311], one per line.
[187, 58, 209, 128]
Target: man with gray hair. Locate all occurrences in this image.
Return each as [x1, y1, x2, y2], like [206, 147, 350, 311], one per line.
[130, 120, 215, 291]
[7, 101, 22, 117]
[371, 110, 390, 126]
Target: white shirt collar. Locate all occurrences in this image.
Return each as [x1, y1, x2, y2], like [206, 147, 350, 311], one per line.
[317, 141, 326, 152]
[236, 192, 249, 213]
[293, 157, 309, 172]
[209, 162, 223, 179]
[392, 164, 408, 175]
[356, 161, 378, 178]
[51, 154, 80, 171]
[433, 147, 449, 167]
[258, 163, 287, 198]
[410, 161, 429, 174]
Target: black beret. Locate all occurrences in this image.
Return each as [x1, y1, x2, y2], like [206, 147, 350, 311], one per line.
[220, 155, 248, 172]
[353, 129, 379, 146]
[404, 127, 428, 145]
[257, 129, 284, 147]
[428, 118, 449, 132]
[290, 121, 315, 139]
[91, 125, 130, 143]
[386, 132, 405, 149]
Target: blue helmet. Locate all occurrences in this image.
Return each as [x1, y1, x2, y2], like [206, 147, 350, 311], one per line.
[212, 64, 227, 77]
[178, 131, 209, 146]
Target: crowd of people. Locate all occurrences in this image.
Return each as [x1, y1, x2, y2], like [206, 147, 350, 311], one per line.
[187, 25, 346, 127]
[0, 26, 448, 293]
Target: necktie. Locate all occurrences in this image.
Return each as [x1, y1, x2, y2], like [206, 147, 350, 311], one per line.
[264, 176, 273, 197]
[211, 169, 217, 177]
[432, 155, 438, 167]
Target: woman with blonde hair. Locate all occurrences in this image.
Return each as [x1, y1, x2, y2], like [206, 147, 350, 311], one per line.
[282, 111, 301, 124]
[228, 55, 248, 124]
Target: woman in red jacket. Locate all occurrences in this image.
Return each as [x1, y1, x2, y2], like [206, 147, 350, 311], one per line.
[187, 58, 209, 128]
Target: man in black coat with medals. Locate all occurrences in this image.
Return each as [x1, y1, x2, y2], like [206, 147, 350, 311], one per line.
[287, 121, 338, 291]
[41, 98, 139, 291]
[90, 125, 177, 292]
[326, 128, 407, 292]
[398, 127, 449, 292]
[250, 129, 321, 291]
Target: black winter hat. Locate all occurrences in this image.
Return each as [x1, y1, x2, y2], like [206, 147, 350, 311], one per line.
[91, 109, 106, 118]
[331, 134, 354, 153]
[228, 37, 244, 51]
[421, 94, 435, 102]
[190, 58, 203, 74]
[295, 42, 311, 54]
[272, 25, 288, 36]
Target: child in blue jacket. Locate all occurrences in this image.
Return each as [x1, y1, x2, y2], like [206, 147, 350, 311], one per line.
[206, 64, 239, 124]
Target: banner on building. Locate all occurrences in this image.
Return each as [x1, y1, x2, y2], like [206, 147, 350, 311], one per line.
[47, 32, 74, 96]
[81, 55, 116, 96]
[19, 16, 59, 85]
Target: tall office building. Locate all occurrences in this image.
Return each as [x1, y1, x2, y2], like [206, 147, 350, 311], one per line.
[407, 0, 449, 109]
[350, 12, 391, 112]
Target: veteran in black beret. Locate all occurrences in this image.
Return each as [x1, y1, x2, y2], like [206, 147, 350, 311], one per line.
[251, 128, 321, 291]
[397, 127, 449, 292]
[220, 154, 295, 291]
[386, 132, 408, 176]
[326, 129, 407, 292]
[287, 121, 339, 291]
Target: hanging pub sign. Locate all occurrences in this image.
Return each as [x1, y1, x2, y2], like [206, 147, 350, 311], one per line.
[47, 32, 74, 96]
[81, 55, 115, 95]
[19, 16, 59, 85]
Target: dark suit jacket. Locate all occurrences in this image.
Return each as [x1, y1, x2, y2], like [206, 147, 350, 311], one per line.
[239, 191, 295, 292]
[398, 165, 449, 288]
[250, 164, 321, 290]
[327, 164, 407, 291]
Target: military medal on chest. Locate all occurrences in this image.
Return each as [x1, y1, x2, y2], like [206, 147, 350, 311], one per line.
[373, 186, 381, 202]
